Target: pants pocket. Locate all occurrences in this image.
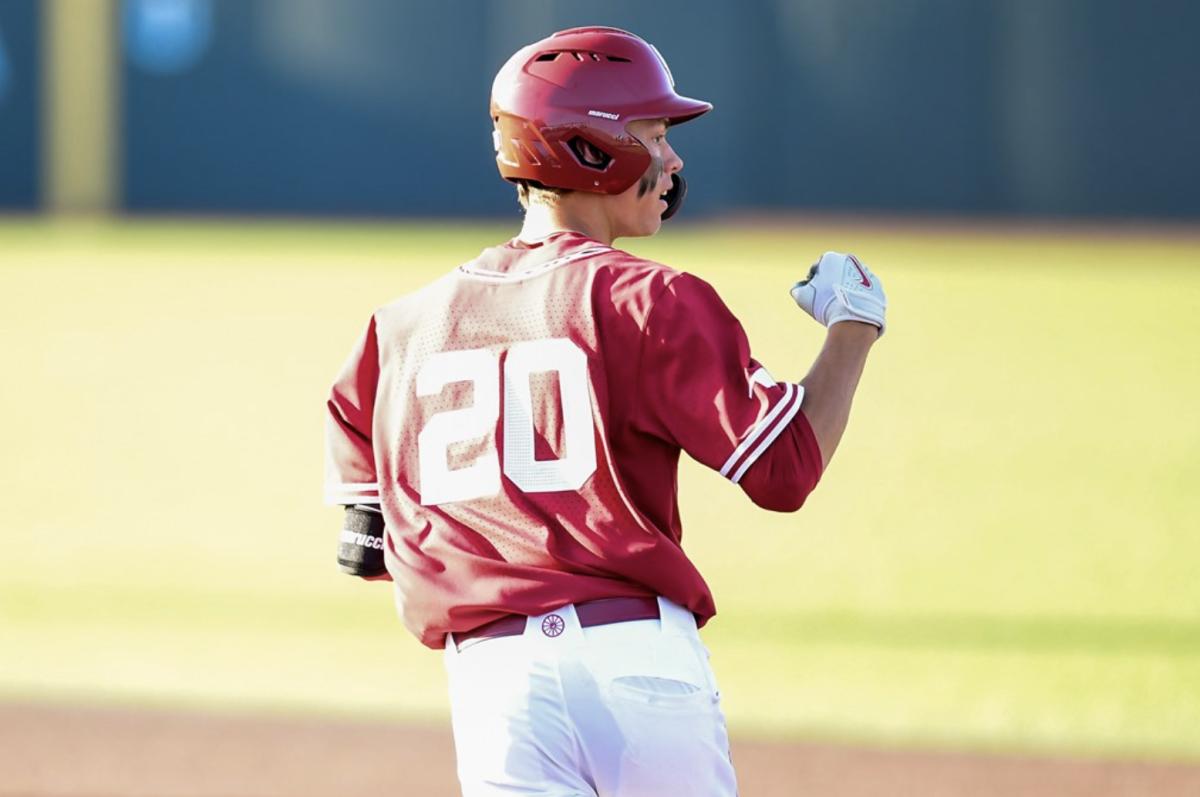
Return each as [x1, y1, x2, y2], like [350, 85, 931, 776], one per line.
[597, 672, 735, 796]
[608, 674, 712, 709]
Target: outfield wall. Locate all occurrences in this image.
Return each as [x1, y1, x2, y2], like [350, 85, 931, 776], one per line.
[13, 0, 1200, 218]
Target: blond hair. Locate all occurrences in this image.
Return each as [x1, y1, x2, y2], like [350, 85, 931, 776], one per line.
[515, 180, 571, 210]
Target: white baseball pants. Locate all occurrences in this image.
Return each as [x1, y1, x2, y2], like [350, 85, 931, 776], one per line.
[443, 597, 739, 796]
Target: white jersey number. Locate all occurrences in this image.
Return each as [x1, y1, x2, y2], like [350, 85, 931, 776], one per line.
[416, 339, 597, 506]
[416, 349, 502, 507]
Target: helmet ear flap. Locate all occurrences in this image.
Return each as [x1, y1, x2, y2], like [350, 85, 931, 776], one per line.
[660, 172, 687, 221]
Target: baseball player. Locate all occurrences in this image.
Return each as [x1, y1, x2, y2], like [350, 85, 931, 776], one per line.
[326, 26, 886, 796]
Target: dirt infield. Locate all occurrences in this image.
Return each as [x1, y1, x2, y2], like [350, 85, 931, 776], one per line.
[2, 702, 1199, 796]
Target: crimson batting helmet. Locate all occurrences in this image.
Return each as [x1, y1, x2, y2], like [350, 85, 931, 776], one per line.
[490, 26, 712, 220]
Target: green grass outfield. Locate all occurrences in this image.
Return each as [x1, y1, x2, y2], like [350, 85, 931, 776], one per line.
[1, 218, 1198, 760]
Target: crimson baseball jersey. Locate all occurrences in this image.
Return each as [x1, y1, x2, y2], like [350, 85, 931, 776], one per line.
[325, 231, 823, 648]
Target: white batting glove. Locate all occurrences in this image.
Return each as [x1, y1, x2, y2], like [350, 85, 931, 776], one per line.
[790, 251, 887, 336]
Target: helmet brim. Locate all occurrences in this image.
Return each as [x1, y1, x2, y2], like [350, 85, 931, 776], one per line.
[664, 94, 713, 126]
[628, 94, 712, 128]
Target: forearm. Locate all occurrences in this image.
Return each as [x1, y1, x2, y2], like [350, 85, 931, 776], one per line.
[799, 321, 877, 469]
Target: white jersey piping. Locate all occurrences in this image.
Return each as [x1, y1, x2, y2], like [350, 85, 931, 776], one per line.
[325, 482, 381, 505]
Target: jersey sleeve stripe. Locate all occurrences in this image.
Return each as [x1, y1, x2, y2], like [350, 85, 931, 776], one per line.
[324, 482, 381, 505]
[719, 383, 796, 479]
[728, 384, 805, 484]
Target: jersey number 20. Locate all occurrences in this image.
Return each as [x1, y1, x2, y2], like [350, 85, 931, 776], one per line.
[416, 338, 597, 506]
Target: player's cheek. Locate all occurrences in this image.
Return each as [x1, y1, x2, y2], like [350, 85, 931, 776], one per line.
[633, 194, 653, 229]
[640, 195, 656, 229]
[646, 204, 663, 233]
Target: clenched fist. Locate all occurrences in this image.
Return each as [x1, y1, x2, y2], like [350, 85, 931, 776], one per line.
[790, 252, 887, 335]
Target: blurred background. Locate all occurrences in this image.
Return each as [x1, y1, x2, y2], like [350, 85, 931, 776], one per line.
[1, 1, 1198, 795]
[4, 0, 1200, 217]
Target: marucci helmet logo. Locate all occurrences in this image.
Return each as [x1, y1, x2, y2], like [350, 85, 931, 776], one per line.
[587, 109, 620, 120]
